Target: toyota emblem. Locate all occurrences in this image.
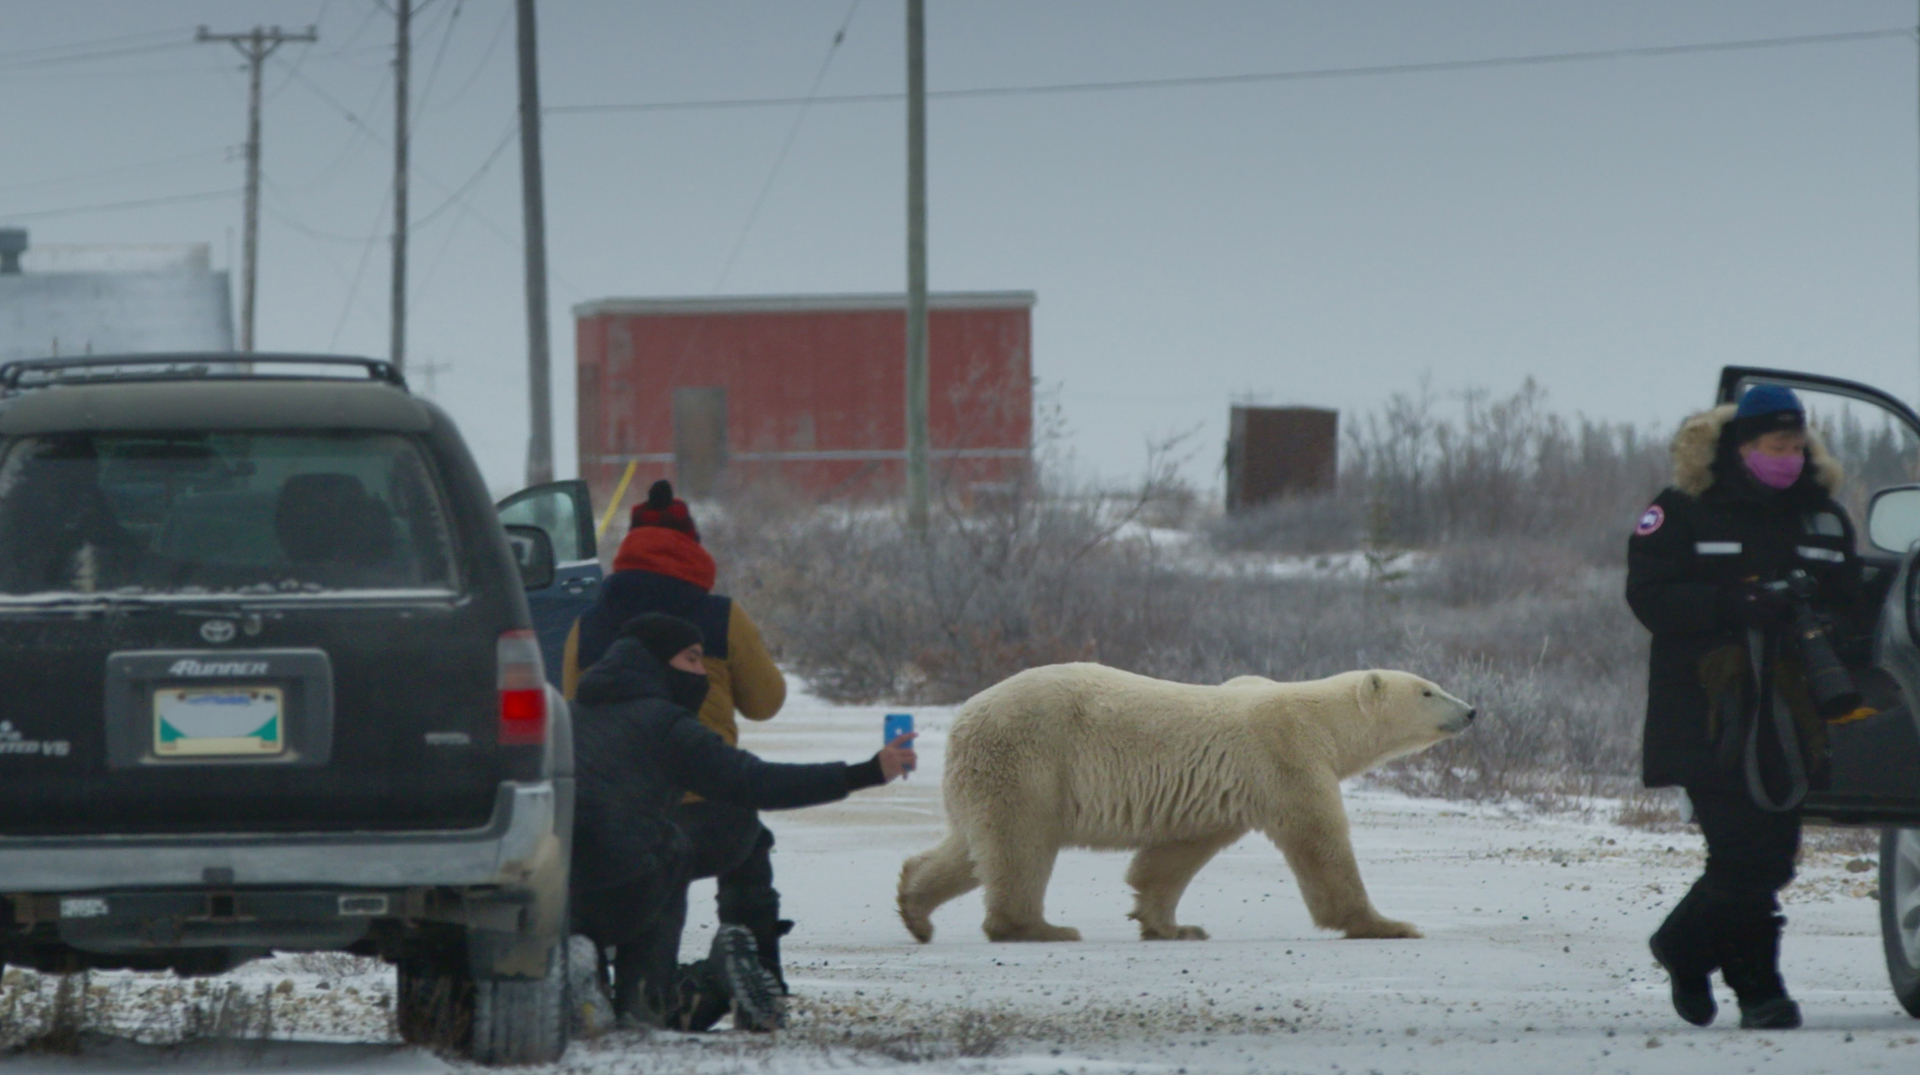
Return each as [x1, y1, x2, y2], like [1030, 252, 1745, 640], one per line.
[199, 619, 237, 644]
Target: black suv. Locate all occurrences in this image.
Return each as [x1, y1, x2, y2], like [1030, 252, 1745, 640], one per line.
[0, 355, 599, 1065]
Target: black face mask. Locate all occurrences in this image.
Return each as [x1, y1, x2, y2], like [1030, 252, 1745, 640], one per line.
[665, 667, 711, 712]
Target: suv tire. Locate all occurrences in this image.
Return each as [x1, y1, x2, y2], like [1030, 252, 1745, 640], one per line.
[397, 935, 570, 1065]
[1881, 827, 1920, 1017]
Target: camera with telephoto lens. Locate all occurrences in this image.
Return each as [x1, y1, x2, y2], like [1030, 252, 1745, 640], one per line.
[1759, 569, 1863, 721]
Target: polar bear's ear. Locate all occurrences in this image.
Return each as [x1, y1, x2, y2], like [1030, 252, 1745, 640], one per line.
[1356, 671, 1386, 712]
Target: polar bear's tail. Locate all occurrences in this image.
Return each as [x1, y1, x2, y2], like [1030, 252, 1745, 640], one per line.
[897, 832, 980, 943]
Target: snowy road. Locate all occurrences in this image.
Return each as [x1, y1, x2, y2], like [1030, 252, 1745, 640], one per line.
[7, 687, 1919, 1074]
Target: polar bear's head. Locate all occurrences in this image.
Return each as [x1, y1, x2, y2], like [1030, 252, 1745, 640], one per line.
[1350, 670, 1476, 764]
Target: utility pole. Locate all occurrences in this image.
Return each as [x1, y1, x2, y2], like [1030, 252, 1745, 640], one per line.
[517, 0, 554, 487]
[905, 0, 930, 532]
[391, 0, 410, 372]
[197, 24, 317, 353]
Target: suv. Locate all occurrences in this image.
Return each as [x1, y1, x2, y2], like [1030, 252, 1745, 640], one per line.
[1711, 367, 1920, 1018]
[0, 355, 600, 1065]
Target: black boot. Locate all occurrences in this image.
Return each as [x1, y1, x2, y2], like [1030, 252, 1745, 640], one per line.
[1718, 909, 1801, 1030]
[752, 919, 794, 995]
[669, 960, 732, 1032]
[711, 925, 785, 1031]
[1649, 883, 1718, 1026]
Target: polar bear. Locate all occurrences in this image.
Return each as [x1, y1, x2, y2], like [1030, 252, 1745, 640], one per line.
[897, 663, 1474, 943]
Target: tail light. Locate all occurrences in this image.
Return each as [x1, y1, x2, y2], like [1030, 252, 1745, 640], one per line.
[497, 629, 547, 746]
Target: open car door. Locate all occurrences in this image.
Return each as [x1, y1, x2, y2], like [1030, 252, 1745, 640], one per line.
[1716, 367, 1920, 825]
[1718, 367, 1920, 1016]
[497, 480, 602, 688]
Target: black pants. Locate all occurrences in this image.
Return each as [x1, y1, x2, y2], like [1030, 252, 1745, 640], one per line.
[1655, 784, 1802, 995]
[1688, 784, 1800, 905]
[576, 804, 774, 1019]
[572, 854, 691, 1019]
[679, 800, 781, 935]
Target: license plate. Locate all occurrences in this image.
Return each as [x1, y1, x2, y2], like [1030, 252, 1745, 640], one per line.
[154, 686, 285, 756]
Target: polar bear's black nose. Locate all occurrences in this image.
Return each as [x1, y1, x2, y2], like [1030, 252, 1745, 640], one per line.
[1464, 709, 1477, 723]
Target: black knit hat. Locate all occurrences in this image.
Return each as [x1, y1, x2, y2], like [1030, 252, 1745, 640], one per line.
[620, 613, 704, 666]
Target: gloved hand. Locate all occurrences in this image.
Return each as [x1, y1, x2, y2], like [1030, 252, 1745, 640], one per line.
[1718, 580, 1792, 631]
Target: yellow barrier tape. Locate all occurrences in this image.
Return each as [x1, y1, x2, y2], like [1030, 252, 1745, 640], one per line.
[594, 460, 640, 541]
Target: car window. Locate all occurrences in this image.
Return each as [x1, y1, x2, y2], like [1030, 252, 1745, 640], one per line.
[498, 488, 585, 563]
[0, 431, 457, 596]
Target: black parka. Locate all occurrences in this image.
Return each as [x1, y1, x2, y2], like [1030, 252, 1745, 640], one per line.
[1626, 404, 1863, 789]
[567, 637, 877, 896]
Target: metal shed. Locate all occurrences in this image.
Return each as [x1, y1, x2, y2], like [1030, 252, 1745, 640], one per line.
[1225, 405, 1339, 512]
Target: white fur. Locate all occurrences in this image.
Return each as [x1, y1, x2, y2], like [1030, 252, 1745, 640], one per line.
[897, 663, 1473, 943]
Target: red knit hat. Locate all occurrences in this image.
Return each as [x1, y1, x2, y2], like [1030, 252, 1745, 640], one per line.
[630, 480, 700, 541]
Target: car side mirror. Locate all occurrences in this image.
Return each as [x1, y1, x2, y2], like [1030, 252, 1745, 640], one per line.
[504, 524, 557, 591]
[1868, 486, 1920, 554]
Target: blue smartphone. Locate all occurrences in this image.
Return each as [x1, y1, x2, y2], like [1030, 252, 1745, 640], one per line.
[884, 713, 915, 773]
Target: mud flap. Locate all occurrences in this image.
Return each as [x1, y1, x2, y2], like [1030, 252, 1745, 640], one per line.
[469, 833, 567, 980]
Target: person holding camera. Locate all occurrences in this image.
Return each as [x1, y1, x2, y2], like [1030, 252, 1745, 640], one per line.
[1626, 384, 1867, 1031]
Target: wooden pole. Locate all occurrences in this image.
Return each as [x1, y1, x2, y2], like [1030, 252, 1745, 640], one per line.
[516, 0, 554, 485]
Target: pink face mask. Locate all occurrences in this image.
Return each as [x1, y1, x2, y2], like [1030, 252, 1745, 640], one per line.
[1745, 451, 1804, 490]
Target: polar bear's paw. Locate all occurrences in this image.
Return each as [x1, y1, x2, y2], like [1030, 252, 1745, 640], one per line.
[1139, 923, 1209, 941]
[984, 920, 1082, 942]
[898, 903, 935, 943]
[1342, 917, 1422, 940]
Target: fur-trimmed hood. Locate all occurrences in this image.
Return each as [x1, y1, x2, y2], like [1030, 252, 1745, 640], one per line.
[1669, 402, 1843, 497]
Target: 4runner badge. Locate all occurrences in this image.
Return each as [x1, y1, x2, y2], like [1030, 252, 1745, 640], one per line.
[168, 659, 271, 677]
[200, 619, 237, 644]
[0, 720, 71, 758]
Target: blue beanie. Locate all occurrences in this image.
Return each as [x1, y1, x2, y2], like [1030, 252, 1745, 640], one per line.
[1729, 384, 1805, 443]
[1736, 384, 1802, 420]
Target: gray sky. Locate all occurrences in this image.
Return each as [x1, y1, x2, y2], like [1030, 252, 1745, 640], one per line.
[5, 1, 1919, 494]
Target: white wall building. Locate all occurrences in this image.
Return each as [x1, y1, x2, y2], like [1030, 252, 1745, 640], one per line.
[0, 231, 234, 362]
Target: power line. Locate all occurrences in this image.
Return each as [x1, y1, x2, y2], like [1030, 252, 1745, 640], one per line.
[411, 0, 466, 127]
[711, 0, 862, 292]
[4, 188, 241, 223]
[0, 27, 190, 63]
[549, 26, 1916, 116]
[0, 40, 196, 74]
[279, 54, 585, 296]
[413, 120, 517, 230]
[328, 191, 396, 351]
[265, 0, 331, 101]
[0, 146, 233, 195]
[443, 0, 515, 107]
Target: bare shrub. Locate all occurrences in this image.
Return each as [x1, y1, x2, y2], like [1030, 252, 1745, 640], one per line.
[1340, 377, 1668, 560]
[279, 951, 382, 979]
[1615, 789, 1687, 830]
[1803, 825, 1882, 855]
[1415, 537, 1589, 608]
[1207, 493, 1362, 554]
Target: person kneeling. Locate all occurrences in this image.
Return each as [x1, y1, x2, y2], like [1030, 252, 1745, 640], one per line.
[568, 613, 915, 1031]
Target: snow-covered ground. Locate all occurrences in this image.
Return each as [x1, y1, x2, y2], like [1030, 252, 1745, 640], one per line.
[5, 685, 1918, 1074]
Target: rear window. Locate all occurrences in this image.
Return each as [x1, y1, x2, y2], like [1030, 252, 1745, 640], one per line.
[0, 432, 457, 597]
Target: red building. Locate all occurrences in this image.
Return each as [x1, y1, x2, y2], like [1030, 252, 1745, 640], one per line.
[574, 291, 1034, 502]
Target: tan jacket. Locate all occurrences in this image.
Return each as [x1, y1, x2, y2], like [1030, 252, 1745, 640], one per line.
[563, 602, 785, 746]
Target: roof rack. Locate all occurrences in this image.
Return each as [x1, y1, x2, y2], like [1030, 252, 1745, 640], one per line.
[0, 354, 409, 394]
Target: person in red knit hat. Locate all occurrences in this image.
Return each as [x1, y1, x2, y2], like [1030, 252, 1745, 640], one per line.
[561, 480, 794, 1027]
